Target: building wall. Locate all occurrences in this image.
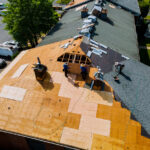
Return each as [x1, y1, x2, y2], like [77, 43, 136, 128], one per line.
[0, 131, 73, 150]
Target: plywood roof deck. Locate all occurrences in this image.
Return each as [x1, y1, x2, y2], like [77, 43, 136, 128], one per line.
[0, 38, 150, 149]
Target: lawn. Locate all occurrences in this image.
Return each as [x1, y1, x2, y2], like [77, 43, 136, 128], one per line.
[147, 49, 150, 59]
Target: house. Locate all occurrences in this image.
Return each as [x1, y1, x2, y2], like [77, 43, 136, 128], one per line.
[0, 0, 150, 150]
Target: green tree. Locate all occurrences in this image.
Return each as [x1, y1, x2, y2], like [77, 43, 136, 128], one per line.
[3, 0, 59, 47]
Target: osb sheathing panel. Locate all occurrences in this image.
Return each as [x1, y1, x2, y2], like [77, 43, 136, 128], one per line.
[91, 134, 124, 150]
[64, 112, 81, 129]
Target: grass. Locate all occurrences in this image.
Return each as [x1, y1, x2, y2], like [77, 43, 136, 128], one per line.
[147, 49, 150, 59]
[145, 15, 150, 20]
[11, 51, 20, 60]
[56, 0, 72, 5]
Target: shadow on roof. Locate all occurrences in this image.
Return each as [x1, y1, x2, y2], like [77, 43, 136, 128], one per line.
[99, 17, 114, 26]
[37, 72, 54, 91]
[47, 22, 63, 36]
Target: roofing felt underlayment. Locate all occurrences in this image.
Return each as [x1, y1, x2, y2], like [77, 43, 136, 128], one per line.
[38, 1, 139, 60]
[0, 38, 150, 149]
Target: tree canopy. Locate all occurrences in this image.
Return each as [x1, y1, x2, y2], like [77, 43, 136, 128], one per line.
[3, 0, 59, 47]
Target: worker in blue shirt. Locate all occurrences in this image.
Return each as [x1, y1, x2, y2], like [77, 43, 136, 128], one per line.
[63, 62, 69, 77]
[80, 64, 87, 80]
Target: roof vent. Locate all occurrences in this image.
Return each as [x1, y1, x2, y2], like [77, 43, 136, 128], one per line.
[32, 57, 47, 81]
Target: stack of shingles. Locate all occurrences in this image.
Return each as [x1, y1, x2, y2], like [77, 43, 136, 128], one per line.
[87, 39, 108, 58]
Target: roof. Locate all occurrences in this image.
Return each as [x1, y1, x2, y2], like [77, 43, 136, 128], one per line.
[0, 38, 150, 149]
[80, 37, 127, 73]
[107, 0, 141, 15]
[104, 59, 150, 136]
[38, 1, 139, 60]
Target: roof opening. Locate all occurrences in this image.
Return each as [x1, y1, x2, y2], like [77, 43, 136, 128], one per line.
[57, 53, 91, 65]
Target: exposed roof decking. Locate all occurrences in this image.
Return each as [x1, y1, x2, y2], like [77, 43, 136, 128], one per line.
[39, 1, 139, 60]
[0, 38, 150, 149]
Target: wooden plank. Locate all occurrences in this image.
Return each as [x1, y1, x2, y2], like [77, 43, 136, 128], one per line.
[64, 112, 81, 129]
[91, 134, 124, 150]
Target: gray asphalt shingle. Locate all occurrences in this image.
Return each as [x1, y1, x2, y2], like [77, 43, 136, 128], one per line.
[107, 0, 141, 15]
[38, 1, 139, 60]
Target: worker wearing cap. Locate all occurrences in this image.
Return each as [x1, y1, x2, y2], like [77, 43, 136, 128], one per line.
[90, 68, 105, 90]
[94, 68, 104, 81]
[114, 62, 125, 74]
[80, 64, 87, 80]
[63, 62, 69, 77]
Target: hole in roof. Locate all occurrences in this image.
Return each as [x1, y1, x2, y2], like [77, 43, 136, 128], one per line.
[78, 51, 80, 53]
[72, 51, 75, 53]
[73, 44, 76, 46]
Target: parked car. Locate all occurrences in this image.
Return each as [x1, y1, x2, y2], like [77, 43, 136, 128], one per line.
[0, 59, 7, 69]
[0, 9, 6, 16]
[0, 46, 18, 57]
[2, 40, 19, 49]
[0, 3, 6, 10]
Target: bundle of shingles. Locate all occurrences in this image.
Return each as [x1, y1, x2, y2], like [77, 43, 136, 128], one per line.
[87, 39, 108, 57]
[78, 15, 97, 38]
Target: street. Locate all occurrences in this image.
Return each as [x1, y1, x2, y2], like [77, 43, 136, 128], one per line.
[0, 0, 12, 43]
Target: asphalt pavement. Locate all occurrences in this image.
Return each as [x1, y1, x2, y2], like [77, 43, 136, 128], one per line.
[0, 0, 12, 43]
[0, 0, 7, 4]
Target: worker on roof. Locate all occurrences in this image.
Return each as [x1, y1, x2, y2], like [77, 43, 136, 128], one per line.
[63, 62, 69, 77]
[80, 63, 87, 80]
[114, 62, 125, 74]
[113, 62, 125, 82]
[90, 68, 105, 91]
[94, 68, 104, 81]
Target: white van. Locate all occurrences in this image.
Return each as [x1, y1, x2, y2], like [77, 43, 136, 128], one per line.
[0, 46, 18, 57]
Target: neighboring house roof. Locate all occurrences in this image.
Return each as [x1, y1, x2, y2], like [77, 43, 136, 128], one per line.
[107, 0, 141, 16]
[38, 1, 139, 60]
[104, 59, 150, 136]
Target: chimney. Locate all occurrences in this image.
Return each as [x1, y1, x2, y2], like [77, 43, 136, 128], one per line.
[33, 57, 47, 81]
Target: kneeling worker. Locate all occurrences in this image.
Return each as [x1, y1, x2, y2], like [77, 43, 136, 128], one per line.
[90, 68, 105, 90]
